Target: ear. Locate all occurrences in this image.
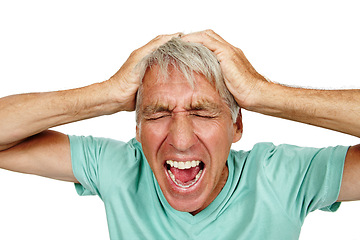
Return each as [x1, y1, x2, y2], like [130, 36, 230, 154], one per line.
[136, 125, 141, 142]
[232, 109, 243, 143]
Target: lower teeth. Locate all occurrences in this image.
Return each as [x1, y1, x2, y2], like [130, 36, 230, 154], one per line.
[167, 169, 203, 188]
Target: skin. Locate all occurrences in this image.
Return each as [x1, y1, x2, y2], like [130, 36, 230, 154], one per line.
[0, 33, 181, 181]
[136, 65, 242, 214]
[0, 29, 359, 219]
[181, 30, 360, 201]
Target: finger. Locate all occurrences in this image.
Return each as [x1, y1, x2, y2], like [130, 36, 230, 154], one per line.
[181, 30, 226, 53]
[125, 32, 182, 66]
[124, 32, 183, 77]
[202, 29, 228, 44]
[183, 29, 231, 47]
[140, 32, 183, 55]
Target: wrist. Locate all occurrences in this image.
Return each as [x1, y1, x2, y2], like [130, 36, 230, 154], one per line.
[243, 79, 287, 115]
[92, 80, 128, 114]
[63, 81, 125, 119]
[237, 77, 275, 111]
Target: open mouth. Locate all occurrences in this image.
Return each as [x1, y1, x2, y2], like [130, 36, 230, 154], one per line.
[165, 160, 205, 188]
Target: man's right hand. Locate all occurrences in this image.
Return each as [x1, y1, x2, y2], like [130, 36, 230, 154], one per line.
[106, 33, 182, 111]
[0, 33, 179, 182]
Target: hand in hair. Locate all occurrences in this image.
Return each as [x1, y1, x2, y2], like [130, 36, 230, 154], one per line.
[182, 30, 360, 140]
[107, 33, 182, 111]
[181, 30, 268, 109]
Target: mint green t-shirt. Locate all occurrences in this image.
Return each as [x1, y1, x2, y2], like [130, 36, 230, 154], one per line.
[69, 136, 348, 240]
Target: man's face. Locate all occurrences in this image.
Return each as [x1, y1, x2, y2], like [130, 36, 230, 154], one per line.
[136, 65, 242, 214]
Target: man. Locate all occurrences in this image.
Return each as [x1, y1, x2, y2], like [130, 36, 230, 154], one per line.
[0, 30, 359, 239]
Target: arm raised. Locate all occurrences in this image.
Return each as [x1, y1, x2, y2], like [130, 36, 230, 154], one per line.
[182, 29, 360, 201]
[0, 81, 117, 182]
[0, 33, 180, 182]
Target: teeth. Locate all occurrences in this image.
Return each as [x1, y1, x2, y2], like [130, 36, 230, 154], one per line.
[166, 160, 201, 170]
[167, 169, 203, 188]
[165, 160, 204, 188]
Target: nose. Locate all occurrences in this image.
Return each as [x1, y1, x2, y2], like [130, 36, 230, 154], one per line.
[167, 114, 198, 152]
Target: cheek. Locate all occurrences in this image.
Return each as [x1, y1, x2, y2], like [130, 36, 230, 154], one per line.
[138, 121, 169, 155]
[193, 120, 234, 165]
[193, 119, 234, 145]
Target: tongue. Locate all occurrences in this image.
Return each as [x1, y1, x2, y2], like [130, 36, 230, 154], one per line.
[170, 166, 201, 184]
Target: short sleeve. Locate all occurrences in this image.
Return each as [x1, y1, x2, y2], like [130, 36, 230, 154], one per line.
[68, 135, 142, 199]
[68, 135, 103, 196]
[257, 143, 349, 222]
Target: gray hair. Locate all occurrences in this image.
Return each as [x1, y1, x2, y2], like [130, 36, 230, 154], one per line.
[135, 37, 240, 124]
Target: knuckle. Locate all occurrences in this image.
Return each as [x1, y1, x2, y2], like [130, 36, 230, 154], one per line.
[155, 34, 168, 40]
[130, 48, 140, 57]
[204, 29, 215, 35]
[223, 45, 234, 55]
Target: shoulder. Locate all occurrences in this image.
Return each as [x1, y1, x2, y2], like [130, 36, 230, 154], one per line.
[230, 142, 348, 174]
[68, 135, 144, 163]
[68, 135, 141, 150]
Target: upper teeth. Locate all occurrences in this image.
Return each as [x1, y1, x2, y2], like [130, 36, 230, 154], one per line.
[166, 160, 201, 169]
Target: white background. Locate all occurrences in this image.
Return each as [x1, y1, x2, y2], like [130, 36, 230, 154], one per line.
[0, 0, 359, 239]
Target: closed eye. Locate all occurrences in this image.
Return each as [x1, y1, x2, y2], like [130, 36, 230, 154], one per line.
[191, 113, 216, 119]
[145, 113, 171, 121]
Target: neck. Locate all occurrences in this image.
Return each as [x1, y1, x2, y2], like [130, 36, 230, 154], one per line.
[190, 165, 229, 215]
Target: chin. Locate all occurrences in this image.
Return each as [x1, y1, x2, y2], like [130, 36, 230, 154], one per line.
[166, 194, 208, 214]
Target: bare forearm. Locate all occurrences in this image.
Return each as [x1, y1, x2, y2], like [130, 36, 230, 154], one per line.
[248, 81, 360, 137]
[0, 80, 121, 148]
[181, 30, 360, 138]
[0, 33, 181, 151]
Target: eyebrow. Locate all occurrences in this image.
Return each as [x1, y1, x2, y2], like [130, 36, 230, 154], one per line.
[142, 103, 173, 116]
[141, 98, 222, 116]
[189, 99, 221, 113]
